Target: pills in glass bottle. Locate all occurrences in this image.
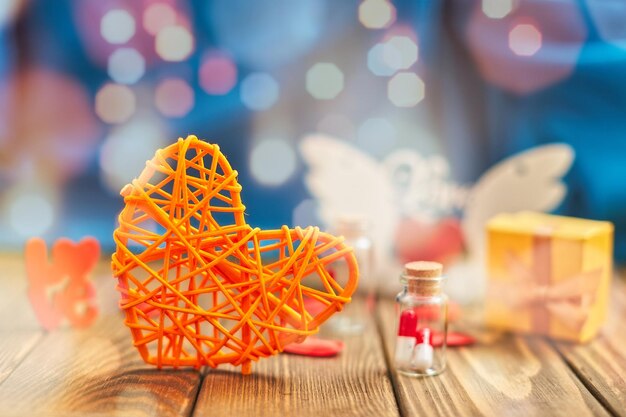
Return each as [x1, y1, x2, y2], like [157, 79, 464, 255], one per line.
[394, 261, 448, 377]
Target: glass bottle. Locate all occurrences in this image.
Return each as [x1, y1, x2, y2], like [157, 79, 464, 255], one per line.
[327, 216, 374, 334]
[394, 261, 448, 377]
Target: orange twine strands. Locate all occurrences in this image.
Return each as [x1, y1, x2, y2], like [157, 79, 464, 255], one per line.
[112, 135, 359, 374]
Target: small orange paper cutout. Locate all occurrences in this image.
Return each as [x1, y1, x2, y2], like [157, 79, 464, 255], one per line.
[112, 135, 359, 374]
[25, 237, 100, 330]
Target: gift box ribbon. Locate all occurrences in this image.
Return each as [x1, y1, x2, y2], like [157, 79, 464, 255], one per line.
[489, 234, 602, 334]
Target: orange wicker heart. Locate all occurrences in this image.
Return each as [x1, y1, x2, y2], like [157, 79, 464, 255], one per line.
[112, 135, 358, 374]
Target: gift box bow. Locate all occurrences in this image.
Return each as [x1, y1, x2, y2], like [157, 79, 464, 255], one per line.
[489, 251, 602, 332]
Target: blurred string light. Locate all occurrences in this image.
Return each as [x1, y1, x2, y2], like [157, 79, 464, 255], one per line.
[249, 139, 296, 186]
[240, 73, 279, 110]
[388, 72, 425, 107]
[357, 117, 397, 157]
[306, 63, 344, 100]
[0, 69, 100, 180]
[368, 36, 418, 76]
[101, 9, 136, 45]
[5, 186, 56, 237]
[199, 52, 238, 95]
[508, 22, 542, 56]
[0, 0, 21, 28]
[99, 116, 168, 195]
[586, 0, 626, 50]
[367, 43, 397, 76]
[143, 3, 177, 36]
[292, 198, 319, 228]
[74, 2, 155, 69]
[155, 78, 194, 118]
[466, 1, 585, 94]
[358, 0, 396, 29]
[482, 0, 515, 19]
[108, 48, 145, 84]
[95, 83, 136, 124]
[209, 0, 324, 69]
[384, 36, 418, 70]
[155, 25, 194, 62]
[317, 114, 355, 140]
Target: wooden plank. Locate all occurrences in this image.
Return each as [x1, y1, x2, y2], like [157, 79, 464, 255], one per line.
[553, 276, 626, 416]
[0, 256, 122, 389]
[0, 255, 44, 386]
[193, 299, 399, 417]
[378, 300, 611, 417]
[0, 332, 41, 386]
[0, 323, 201, 417]
[0, 259, 202, 417]
[0, 255, 43, 331]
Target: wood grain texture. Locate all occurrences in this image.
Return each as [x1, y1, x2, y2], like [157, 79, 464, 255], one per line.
[194, 299, 399, 417]
[554, 277, 626, 417]
[0, 332, 41, 386]
[0, 255, 43, 331]
[2, 255, 626, 417]
[377, 300, 611, 417]
[0, 263, 202, 417]
[0, 256, 44, 387]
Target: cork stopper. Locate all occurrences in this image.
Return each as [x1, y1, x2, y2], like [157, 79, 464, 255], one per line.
[402, 261, 444, 296]
[404, 261, 442, 278]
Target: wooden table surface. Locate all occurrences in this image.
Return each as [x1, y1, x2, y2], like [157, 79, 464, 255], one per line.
[0, 257, 624, 417]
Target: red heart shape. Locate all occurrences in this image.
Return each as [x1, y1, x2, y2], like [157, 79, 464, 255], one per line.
[394, 217, 465, 266]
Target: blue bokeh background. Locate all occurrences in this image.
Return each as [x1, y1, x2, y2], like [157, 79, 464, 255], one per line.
[2, 0, 626, 260]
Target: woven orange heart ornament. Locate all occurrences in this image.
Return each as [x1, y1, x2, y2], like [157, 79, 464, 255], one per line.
[112, 135, 358, 374]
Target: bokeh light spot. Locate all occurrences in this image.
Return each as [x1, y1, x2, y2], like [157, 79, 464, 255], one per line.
[209, 0, 324, 69]
[292, 198, 319, 228]
[155, 25, 194, 62]
[155, 78, 195, 118]
[143, 3, 177, 36]
[482, 0, 514, 19]
[95, 83, 136, 124]
[108, 48, 145, 85]
[586, 0, 626, 51]
[383, 36, 418, 70]
[367, 43, 398, 76]
[357, 117, 397, 156]
[306, 63, 344, 100]
[387, 72, 425, 107]
[199, 53, 238, 95]
[509, 23, 542, 56]
[101, 9, 136, 45]
[466, 0, 585, 94]
[240, 73, 279, 111]
[8, 192, 54, 237]
[249, 139, 296, 186]
[99, 117, 168, 195]
[0, 0, 21, 28]
[358, 0, 396, 29]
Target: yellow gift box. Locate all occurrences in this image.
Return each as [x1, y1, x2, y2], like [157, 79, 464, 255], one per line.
[486, 211, 613, 342]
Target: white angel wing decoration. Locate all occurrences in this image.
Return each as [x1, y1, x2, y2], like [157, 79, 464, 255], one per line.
[300, 135, 394, 222]
[462, 143, 575, 256]
[300, 134, 399, 283]
[300, 135, 574, 303]
[447, 143, 575, 304]
[301, 134, 469, 295]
